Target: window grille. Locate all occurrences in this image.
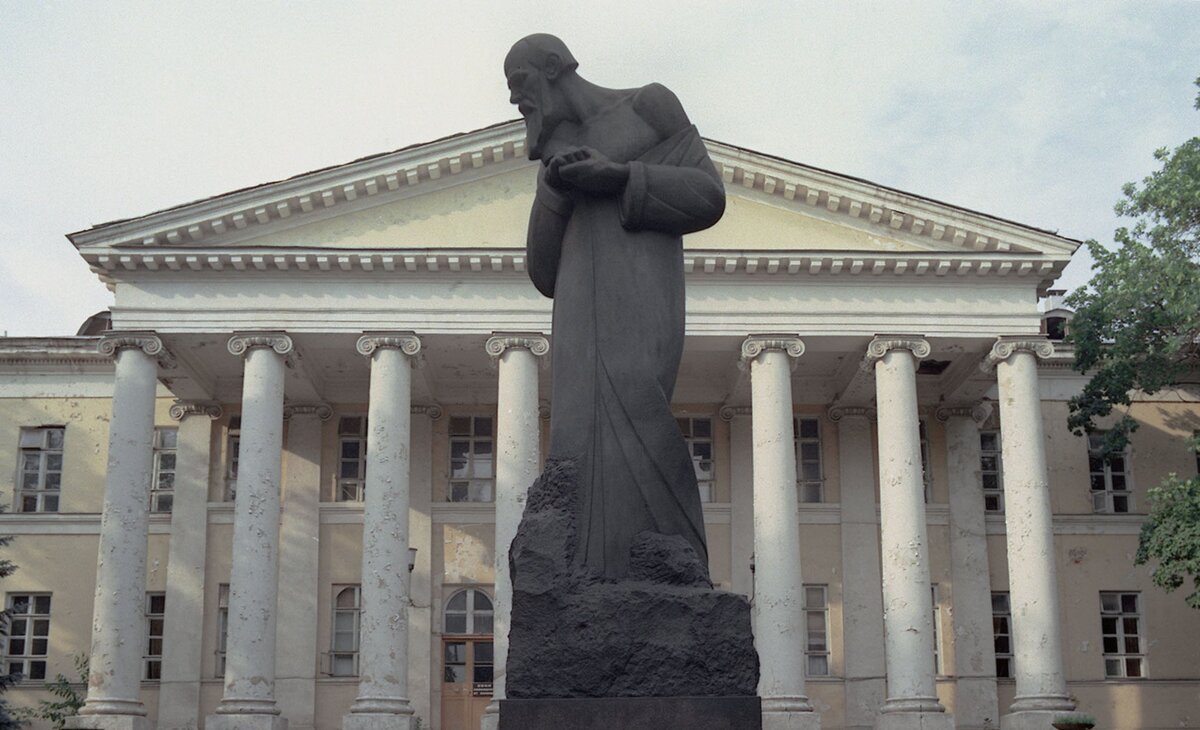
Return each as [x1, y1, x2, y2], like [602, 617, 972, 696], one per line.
[1089, 433, 1132, 513]
[448, 417, 495, 502]
[677, 417, 715, 502]
[144, 592, 165, 680]
[5, 593, 51, 680]
[151, 428, 177, 513]
[980, 430, 1004, 512]
[1100, 591, 1145, 678]
[794, 417, 823, 503]
[17, 427, 64, 513]
[337, 417, 367, 502]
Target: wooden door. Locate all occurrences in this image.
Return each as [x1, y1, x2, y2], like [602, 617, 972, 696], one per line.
[441, 637, 493, 730]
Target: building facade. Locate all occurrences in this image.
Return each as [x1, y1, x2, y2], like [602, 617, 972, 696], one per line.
[2, 122, 1198, 729]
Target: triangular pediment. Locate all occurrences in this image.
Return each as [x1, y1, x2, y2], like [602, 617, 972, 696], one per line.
[70, 120, 1080, 284]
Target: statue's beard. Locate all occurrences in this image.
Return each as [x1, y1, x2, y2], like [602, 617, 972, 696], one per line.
[524, 109, 560, 161]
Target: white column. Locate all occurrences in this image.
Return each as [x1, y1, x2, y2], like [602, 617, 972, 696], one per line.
[158, 401, 222, 730]
[937, 404, 1001, 730]
[68, 333, 165, 730]
[208, 333, 292, 730]
[276, 404, 330, 730]
[986, 339, 1075, 730]
[829, 405, 886, 730]
[719, 405, 755, 600]
[867, 336, 953, 730]
[406, 405, 439, 729]
[482, 333, 548, 730]
[741, 336, 821, 730]
[345, 333, 422, 730]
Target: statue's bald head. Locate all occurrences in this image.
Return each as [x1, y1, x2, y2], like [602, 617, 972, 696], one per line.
[504, 34, 579, 79]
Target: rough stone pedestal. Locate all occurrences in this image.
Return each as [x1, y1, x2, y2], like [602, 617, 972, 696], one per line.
[500, 696, 762, 730]
[506, 460, 759, 699]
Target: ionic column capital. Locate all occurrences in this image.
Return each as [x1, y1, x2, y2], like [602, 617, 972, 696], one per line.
[411, 404, 444, 420]
[981, 337, 1055, 371]
[864, 335, 930, 365]
[169, 400, 223, 421]
[718, 405, 752, 422]
[828, 404, 876, 422]
[99, 331, 175, 368]
[934, 402, 993, 426]
[227, 332, 294, 357]
[740, 335, 805, 365]
[283, 403, 333, 421]
[356, 331, 421, 357]
[485, 332, 550, 366]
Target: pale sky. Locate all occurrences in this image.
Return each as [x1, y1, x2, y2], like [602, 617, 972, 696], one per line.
[1, 1, 1197, 336]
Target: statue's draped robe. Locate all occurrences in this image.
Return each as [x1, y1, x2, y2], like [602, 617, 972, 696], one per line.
[526, 86, 726, 578]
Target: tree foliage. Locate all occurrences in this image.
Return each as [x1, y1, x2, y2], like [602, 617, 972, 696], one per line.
[1066, 77, 1200, 454]
[13, 654, 87, 730]
[1067, 77, 1200, 609]
[0, 520, 25, 730]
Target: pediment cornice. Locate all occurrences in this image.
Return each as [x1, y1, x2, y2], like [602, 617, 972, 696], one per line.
[70, 120, 1079, 285]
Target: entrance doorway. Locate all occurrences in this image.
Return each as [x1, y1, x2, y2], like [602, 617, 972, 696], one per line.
[440, 588, 494, 730]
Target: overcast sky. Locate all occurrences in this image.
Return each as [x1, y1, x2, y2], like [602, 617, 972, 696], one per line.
[2, 1, 1197, 336]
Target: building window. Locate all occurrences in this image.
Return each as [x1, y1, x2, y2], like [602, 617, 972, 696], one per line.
[151, 428, 177, 513]
[448, 416, 494, 502]
[1100, 591, 1145, 678]
[919, 420, 932, 502]
[794, 417, 823, 503]
[337, 417, 367, 502]
[225, 419, 240, 502]
[803, 584, 829, 676]
[6, 593, 50, 680]
[678, 417, 714, 503]
[992, 592, 1013, 678]
[980, 430, 1004, 512]
[329, 586, 361, 676]
[931, 584, 942, 675]
[144, 592, 165, 680]
[215, 583, 229, 677]
[1089, 432, 1132, 513]
[444, 588, 494, 635]
[17, 427, 64, 513]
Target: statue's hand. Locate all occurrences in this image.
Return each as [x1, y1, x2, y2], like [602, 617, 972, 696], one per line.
[546, 147, 629, 195]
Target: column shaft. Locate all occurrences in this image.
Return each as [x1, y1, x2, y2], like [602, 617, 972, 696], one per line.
[742, 336, 819, 730]
[71, 340, 160, 730]
[871, 341, 951, 729]
[833, 409, 886, 729]
[994, 346, 1074, 728]
[347, 335, 419, 728]
[942, 408, 1000, 730]
[210, 339, 289, 730]
[158, 402, 220, 730]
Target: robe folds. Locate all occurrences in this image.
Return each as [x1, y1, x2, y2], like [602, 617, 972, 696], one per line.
[526, 107, 726, 579]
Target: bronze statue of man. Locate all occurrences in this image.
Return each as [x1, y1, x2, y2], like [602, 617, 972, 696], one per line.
[505, 34, 726, 579]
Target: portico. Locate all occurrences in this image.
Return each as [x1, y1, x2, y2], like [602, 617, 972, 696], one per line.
[61, 120, 1082, 730]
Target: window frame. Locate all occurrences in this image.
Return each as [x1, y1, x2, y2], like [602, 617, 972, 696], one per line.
[980, 430, 1004, 513]
[992, 591, 1014, 679]
[336, 416, 368, 502]
[802, 584, 830, 677]
[215, 583, 229, 677]
[1100, 591, 1146, 679]
[794, 417, 824, 504]
[931, 584, 943, 676]
[144, 592, 165, 681]
[443, 588, 495, 635]
[677, 416, 715, 503]
[1088, 432, 1133, 514]
[16, 426, 65, 513]
[5, 592, 51, 681]
[150, 428, 177, 513]
[447, 416, 496, 503]
[919, 419, 933, 502]
[329, 585, 361, 677]
[224, 419, 240, 502]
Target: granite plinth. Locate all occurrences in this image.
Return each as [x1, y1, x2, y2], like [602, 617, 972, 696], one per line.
[507, 460, 759, 698]
[499, 696, 762, 730]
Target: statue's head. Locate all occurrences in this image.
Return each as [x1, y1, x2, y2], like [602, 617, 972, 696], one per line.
[504, 34, 578, 160]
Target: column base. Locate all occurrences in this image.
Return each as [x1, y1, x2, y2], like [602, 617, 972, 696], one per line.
[205, 714, 288, 730]
[1002, 709, 1078, 730]
[65, 717, 151, 730]
[762, 696, 822, 730]
[342, 715, 415, 730]
[480, 700, 499, 730]
[875, 710, 955, 730]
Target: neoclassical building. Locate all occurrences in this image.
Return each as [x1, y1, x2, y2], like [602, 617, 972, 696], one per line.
[2, 121, 1198, 730]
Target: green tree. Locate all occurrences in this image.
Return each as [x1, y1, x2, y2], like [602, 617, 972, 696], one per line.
[0, 519, 25, 729]
[1067, 77, 1200, 607]
[13, 654, 86, 730]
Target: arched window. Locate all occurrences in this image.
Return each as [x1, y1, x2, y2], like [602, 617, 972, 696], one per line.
[443, 588, 494, 634]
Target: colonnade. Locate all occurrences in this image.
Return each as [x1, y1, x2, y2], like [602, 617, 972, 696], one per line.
[69, 331, 1075, 730]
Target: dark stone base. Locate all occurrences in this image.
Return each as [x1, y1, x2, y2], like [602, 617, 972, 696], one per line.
[507, 460, 759, 698]
[499, 696, 763, 730]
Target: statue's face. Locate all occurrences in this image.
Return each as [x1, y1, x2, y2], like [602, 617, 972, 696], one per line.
[505, 48, 561, 160]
